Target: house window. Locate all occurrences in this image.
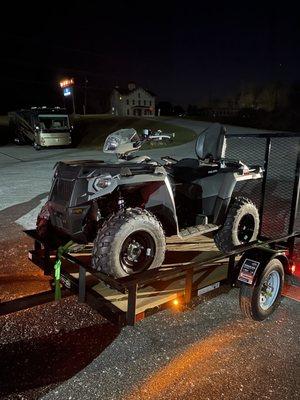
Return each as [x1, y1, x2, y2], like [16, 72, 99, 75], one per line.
[138, 92, 141, 98]
[144, 100, 146, 106]
[127, 109, 130, 115]
[149, 100, 152, 106]
[126, 99, 129, 105]
[138, 100, 141, 106]
[132, 99, 135, 105]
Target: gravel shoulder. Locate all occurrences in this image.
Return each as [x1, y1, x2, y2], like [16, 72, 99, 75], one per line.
[0, 289, 299, 400]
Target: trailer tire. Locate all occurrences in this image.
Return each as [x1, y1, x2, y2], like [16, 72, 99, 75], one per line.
[214, 197, 259, 253]
[92, 208, 166, 278]
[239, 258, 284, 321]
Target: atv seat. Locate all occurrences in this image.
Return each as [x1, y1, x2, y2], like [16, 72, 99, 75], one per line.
[169, 123, 226, 182]
[195, 123, 227, 162]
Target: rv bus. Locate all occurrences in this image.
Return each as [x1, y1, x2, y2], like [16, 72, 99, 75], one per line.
[8, 106, 72, 150]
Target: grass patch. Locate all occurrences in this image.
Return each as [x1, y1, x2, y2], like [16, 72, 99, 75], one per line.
[73, 115, 196, 149]
[0, 115, 8, 126]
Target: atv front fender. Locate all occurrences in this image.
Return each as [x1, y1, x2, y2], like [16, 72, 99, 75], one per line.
[119, 174, 179, 236]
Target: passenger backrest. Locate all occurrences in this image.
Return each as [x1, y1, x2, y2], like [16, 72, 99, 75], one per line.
[195, 123, 227, 161]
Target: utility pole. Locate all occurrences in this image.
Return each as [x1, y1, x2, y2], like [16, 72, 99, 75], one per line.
[83, 76, 88, 115]
[72, 87, 76, 115]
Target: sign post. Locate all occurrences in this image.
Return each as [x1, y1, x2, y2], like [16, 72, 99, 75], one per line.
[59, 78, 76, 115]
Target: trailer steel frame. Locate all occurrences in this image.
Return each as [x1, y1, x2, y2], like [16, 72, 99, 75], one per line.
[17, 230, 297, 326]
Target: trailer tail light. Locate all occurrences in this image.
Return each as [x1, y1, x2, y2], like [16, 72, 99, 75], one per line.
[290, 263, 296, 274]
[284, 250, 298, 275]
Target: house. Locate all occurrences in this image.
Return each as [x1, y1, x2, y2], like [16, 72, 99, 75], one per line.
[110, 82, 155, 117]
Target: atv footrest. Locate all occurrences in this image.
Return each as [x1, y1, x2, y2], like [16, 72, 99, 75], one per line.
[179, 223, 219, 238]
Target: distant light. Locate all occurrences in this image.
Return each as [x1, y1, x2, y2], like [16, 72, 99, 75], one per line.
[63, 87, 72, 97]
[60, 78, 74, 88]
[119, 96, 122, 100]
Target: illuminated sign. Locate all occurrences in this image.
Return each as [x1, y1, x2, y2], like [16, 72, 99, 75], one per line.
[63, 87, 72, 97]
[60, 78, 74, 88]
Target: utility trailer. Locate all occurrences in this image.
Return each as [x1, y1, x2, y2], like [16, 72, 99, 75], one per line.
[3, 130, 300, 326]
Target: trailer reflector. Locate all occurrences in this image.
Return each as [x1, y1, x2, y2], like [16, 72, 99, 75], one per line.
[197, 282, 220, 296]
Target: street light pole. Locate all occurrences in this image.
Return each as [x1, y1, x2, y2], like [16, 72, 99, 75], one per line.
[59, 78, 75, 115]
[72, 87, 76, 115]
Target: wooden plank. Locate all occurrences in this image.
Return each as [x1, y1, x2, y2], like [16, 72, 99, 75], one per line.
[90, 263, 228, 313]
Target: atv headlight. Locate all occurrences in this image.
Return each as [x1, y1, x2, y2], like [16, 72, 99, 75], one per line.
[104, 137, 119, 151]
[93, 174, 112, 190]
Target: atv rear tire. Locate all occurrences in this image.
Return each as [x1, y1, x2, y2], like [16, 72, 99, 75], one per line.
[214, 197, 259, 253]
[92, 208, 166, 278]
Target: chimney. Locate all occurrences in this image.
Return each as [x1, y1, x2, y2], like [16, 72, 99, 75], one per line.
[128, 82, 136, 91]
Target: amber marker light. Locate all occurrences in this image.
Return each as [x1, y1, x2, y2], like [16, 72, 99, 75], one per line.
[173, 298, 179, 306]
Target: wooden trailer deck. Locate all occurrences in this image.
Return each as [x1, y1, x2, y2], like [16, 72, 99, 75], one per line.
[34, 234, 230, 320]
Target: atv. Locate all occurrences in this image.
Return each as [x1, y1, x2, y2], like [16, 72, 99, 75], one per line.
[37, 124, 263, 278]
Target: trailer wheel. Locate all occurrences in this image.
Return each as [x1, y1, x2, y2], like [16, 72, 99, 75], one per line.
[92, 208, 166, 278]
[239, 259, 284, 321]
[214, 197, 259, 253]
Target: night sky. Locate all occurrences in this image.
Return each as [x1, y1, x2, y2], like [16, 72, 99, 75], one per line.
[1, 1, 299, 112]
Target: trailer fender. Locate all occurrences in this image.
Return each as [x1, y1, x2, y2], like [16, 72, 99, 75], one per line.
[236, 247, 288, 286]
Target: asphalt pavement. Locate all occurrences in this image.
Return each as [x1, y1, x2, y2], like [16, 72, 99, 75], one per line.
[41, 290, 299, 400]
[1, 289, 298, 400]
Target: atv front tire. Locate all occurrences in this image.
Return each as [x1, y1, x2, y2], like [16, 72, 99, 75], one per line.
[92, 208, 166, 278]
[214, 197, 259, 253]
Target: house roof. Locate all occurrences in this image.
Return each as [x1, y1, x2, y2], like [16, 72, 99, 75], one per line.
[114, 86, 156, 97]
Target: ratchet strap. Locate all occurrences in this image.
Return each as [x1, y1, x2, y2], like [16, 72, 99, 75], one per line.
[54, 240, 74, 300]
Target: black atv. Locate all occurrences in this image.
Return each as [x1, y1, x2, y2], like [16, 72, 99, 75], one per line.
[37, 124, 263, 278]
